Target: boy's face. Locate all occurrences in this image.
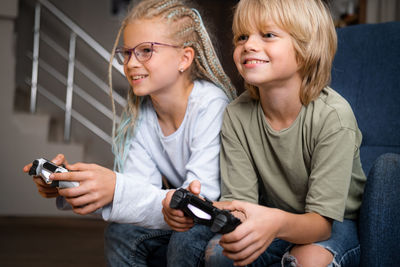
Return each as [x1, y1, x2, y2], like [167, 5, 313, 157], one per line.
[233, 21, 300, 90]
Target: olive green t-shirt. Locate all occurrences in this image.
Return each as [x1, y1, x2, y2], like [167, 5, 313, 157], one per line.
[220, 87, 366, 221]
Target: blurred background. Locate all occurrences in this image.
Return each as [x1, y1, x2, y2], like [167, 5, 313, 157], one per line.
[0, 0, 398, 266]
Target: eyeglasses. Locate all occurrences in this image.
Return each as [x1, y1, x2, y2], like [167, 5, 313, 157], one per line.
[115, 42, 181, 65]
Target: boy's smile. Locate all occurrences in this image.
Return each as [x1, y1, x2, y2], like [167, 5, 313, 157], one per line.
[242, 57, 270, 68]
[233, 22, 300, 89]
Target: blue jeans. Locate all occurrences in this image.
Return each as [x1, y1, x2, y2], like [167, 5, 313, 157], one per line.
[104, 223, 215, 267]
[205, 219, 360, 267]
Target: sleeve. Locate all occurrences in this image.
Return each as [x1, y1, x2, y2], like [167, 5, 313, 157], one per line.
[56, 196, 103, 217]
[56, 196, 72, 210]
[180, 97, 228, 201]
[219, 109, 259, 203]
[102, 133, 170, 229]
[305, 126, 356, 222]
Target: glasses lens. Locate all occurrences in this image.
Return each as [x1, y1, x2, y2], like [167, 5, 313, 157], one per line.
[135, 43, 153, 62]
[115, 49, 130, 65]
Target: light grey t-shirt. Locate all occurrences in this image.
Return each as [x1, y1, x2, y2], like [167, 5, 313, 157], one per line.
[57, 80, 229, 229]
[220, 87, 366, 221]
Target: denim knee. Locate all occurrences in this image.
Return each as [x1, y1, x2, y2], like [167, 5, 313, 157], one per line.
[104, 222, 171, 267]
[309, 220, 360, 267]
[204, 235, 293, 267]
[168, 224, 215, 267]
[104, 223, 135, 267]
[204, 234, 235, 267]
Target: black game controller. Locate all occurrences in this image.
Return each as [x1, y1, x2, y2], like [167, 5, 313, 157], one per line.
[170, 188, 241, 234]
[28, 158, 79, 188]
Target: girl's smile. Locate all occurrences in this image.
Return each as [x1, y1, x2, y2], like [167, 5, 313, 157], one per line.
[130, 74, 149, 84]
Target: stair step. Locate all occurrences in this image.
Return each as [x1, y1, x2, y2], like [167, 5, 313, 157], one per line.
[12, 113, 51, 141]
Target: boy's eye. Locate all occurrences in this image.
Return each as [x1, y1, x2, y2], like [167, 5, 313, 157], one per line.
[263, 32, 276, 38]
[236, 35, 248, 42]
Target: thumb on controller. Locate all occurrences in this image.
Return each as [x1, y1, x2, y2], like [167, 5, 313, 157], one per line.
[187, 180, 201, 196]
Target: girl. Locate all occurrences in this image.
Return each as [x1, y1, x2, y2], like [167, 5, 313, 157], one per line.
[203, 0, 366, 266]
[24, 0, 235, 266]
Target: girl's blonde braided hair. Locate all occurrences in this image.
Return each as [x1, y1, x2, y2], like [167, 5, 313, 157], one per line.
[108, 0, 236, 171]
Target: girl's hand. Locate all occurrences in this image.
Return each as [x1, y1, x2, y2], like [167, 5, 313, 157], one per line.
[161, 180, 202, 231]
[22, 154, 68, 198]
[218, 201, 283, 266]
[49, 162, 116, 215]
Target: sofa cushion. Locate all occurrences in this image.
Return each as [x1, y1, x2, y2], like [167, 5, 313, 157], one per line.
[331, 22, 400, 174]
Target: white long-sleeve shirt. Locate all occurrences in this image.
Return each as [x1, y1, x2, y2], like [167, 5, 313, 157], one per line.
[100, 80, 229, 229]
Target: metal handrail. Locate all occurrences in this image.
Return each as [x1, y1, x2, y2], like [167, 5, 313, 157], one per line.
[39, 32, 126, 107]
[27, 52, 120, 122]
[29, 0, 126, 144]
[38, 0, 124, 75]
[65, 32, 76, 141]
[30, 3, 40, 114]
[26, 78, 112, 144]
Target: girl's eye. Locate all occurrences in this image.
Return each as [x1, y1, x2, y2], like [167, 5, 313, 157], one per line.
[139, 47, 152, 54]
[136, 44, 153, 55]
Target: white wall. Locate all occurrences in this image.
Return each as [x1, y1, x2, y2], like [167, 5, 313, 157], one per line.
[0, 0, 83, 217]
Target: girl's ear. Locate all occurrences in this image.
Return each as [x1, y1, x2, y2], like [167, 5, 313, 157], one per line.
[179, 46, 195, 72]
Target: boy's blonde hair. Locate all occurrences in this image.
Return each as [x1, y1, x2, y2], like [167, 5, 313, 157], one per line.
[109, 0, 235, 171]
[233, 0, 337, 105]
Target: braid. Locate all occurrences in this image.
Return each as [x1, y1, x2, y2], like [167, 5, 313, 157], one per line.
[165, 6, 236, 100]
[190, 42, 225, 91]
[154, 0, 180, 11]
[109, 0, 236, 171]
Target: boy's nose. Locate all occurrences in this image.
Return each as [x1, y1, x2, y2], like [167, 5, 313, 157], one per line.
[243, 35, 260, 52]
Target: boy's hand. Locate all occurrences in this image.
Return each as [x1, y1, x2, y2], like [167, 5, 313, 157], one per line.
[162, 180, 202, 231]
[218, 201, 282, 266]
[22, 154, 68, 198]
[213, 201, 247, 223]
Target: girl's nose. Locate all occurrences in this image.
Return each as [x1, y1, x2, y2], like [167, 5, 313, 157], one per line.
[126, 53, 141, 68]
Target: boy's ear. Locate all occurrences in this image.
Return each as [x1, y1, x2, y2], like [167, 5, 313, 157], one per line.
[179, 46, 195, 72]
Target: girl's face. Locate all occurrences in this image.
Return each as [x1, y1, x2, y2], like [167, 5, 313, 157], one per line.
[122, 19, 183, 97]
[233, 21, 300, 90]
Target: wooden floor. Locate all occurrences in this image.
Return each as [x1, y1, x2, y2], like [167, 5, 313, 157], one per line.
[0, 216, 108, 267]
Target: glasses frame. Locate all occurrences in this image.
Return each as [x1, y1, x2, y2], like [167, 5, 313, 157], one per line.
[115, 42, 181, 65]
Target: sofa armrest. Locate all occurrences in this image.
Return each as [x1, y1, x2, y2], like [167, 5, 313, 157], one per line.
[359, 153, 400, 266]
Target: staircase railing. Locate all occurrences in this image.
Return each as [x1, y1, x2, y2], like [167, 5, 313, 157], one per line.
[29, 0, 126, 144]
